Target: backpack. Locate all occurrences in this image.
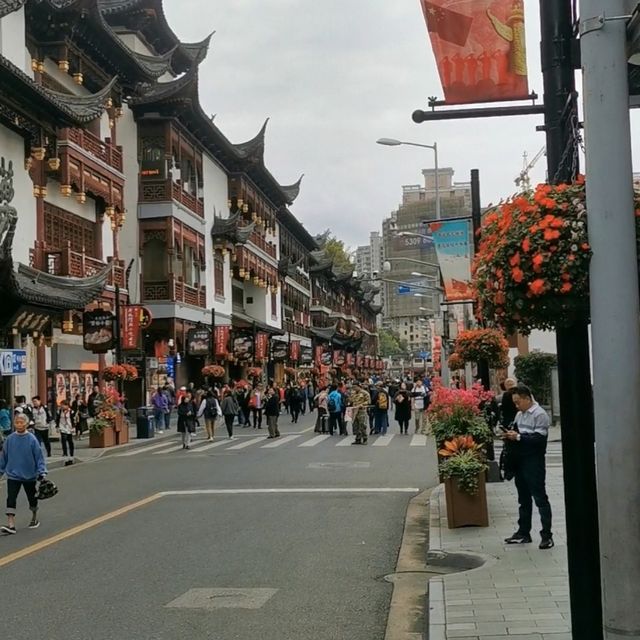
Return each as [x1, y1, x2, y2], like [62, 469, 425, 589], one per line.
[377, 391, 388, 410]
[204, 397, 219, 419]
[327, 394, 337, 413]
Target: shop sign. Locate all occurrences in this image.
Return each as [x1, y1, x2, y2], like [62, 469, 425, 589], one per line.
[320, 350, 332, 366]
[0, 350, 27, 376]
[214, 326, 231, 357]
[289, 340, 301, 362]
[139, 307, 153, 329]
[333, 350, 345, 367]
[120, 306, 141, 351]
[187, 328, 211, 356]
[271, 340, 288, 362]
[314, 345, 323, 367]
[300, 346, 313, 365]
[233, 336, 254, 362]
[83, 310, 115, 353]
[255, 332, 269, 361]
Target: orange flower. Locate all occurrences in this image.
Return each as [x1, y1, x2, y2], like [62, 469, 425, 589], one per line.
[511, 267, 524, 283]
[529, 224, 539, 234]
[543, 229, 561, 241]
[495, 291, 506, 305]
[509, 252, 520, 267]
[568, 254, 576, 261]
[581, 243, 590, 251]
[550, 218, 564, 229]
[529, 279, 546, 296]
[561, 272, 571, 281]
[521, 238, 531, 253]
[560, 282, 572, 294]
[532, 253, 545, 272]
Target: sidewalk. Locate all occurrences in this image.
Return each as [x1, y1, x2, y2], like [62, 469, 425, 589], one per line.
[428, 446, 570, 639]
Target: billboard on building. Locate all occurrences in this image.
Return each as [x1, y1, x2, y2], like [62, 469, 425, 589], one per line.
[420, 0, 529, 105]
[427, 218, 474, 303]
[187, 328, 211, 357]
[83, 310, 115, 353]
[271, 341, 288, 362]
[233, 336, 253, 362]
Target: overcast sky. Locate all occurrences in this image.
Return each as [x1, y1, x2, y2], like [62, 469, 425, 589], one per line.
[165, 1, 640, 249]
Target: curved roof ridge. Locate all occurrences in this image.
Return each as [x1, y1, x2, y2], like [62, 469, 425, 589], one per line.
[128, 65, 198, 105]
[179, 31, 215, 66]
[233, 118, 269, 160]
[280, 174, 304, 204]
[130, 44, 178, 78]
[41, 76, 118, 122]
[0, 0, 26, 18]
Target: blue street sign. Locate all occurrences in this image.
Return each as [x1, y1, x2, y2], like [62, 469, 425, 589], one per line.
[397, 285, 411, 295]
[419, 351, 430, 360]
[0, 350, 27, 376]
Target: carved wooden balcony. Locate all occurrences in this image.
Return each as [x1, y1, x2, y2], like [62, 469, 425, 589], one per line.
[141, 274, 206, 308]
[139, 179, 204, 218]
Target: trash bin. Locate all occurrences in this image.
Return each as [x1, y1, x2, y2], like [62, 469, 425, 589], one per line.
[136, 406, 155, 439]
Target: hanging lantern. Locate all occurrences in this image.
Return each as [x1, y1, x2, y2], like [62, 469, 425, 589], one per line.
[31, 59, 38, 72]
[239, 268, 246, 278]
[60, 184, 72, 197]
[73, 72, 83, 85]
[31, 147, 46, 161]
[244, 272, 250, 281]
[39, 185, 47, 198]
[242, 204, 249, 213]
[105, 97, 113, 109]
[58, 60, 70, 73]
[77, 191, 86, 204]
[36, 60, 45, 74]
[47, 157, 60, 171]
[105, 205, 115, 217]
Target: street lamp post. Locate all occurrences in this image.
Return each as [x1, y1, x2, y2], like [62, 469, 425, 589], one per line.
[376, 138, 441, 219]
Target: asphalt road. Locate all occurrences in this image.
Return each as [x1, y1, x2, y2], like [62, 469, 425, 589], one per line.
[0, 411, 439, 640]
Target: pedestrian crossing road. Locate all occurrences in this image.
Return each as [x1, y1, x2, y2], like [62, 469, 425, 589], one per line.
[114, 432, 430, 457]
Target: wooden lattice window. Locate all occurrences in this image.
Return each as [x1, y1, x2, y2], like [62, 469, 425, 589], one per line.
[44, 202, 97, 257]
[271, 290, 278, 320]
[214, 250, 225, 297]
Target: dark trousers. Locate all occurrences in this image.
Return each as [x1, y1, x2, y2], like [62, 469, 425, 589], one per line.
[252, 408, 263, 428]
[290, 404, 300, 423]
[514, 454, 552, 539]
[224, 415, 235, 437]
[267, 415, 280, 438]
[328, 412, 344, 435]
[315, 408, 327, 433]
[6, 478, 38, 516]
[60, 432, 74, 458]
[397, 419, 409, 434]
[34, 428, 51, 456]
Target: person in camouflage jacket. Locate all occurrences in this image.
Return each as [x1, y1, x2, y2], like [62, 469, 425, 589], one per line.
[349, 380, 371, 445]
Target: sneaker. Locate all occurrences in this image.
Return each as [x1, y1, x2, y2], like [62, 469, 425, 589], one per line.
[539, 538, 555, 550]
[64, 460, 73, 467]
[1, 525, 16, 534]
[28, 519, 40, 529]
[208, 437, 214, 442]
[351, 441, 362, 445]
[157, 430, 164, 434]
[504, 532, 532, 544]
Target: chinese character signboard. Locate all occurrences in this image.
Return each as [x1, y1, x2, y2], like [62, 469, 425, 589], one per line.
[289, 340, 301, 363]
[271, 341, 288, 362]
[420, 0, 529, 105]
[83, 310, 115, 353]
[0, 350, 27, 376]
[427, 218, 474, 303]
[300, 346, 313, 365]
[314, 345, 324, 367]
[120, 306, 141, 351]
[214, 326, 231, 357]
[187, 328, 211, 357]
[255, 333, 269, 361]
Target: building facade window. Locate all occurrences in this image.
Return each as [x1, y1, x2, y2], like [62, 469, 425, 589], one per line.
[143, 238, 168, 281]
[271, 290, 278, 320]
[44, 202, 97, 257]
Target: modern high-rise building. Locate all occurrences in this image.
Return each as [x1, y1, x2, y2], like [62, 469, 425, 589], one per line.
[382, 168, 471, 355]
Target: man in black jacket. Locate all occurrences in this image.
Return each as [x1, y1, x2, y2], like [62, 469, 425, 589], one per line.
[501, 384, 553, 550]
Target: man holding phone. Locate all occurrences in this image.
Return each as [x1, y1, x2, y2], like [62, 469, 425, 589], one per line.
[500, 384, 554, 550]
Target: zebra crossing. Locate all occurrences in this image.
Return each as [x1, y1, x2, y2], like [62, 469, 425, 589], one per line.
[113, 432, 429, 458]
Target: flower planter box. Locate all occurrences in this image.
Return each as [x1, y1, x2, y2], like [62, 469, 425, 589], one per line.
[443, 474, 489, 529]
[114, 413, 129, 445]
[90, 425, 116, 449]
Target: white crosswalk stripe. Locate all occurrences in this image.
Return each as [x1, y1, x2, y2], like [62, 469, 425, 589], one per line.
[261, 435, 301, 448]
[372, 434, 395, 447]
[410, 434, 428, 447]
[226, 436, 266, 450]
[298, 434, 331, 447]
[336, 437, 354, 446]
[115, 440, 179, 456]
[153, 443, 188, 454]
[193, 439, 236, 452]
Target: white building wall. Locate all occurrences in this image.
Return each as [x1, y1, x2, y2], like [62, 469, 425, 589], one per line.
[0, 8, 28, 72]
[45, 180, 98, 223]
[202, 153, 231, 323]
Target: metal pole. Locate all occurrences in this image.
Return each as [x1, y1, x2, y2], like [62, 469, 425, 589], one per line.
[581, 1, 640, 638]
[540, 2, 603, 638]
[114, 283, 122, 366]
[433, 142, 441, 220]
[211, 307, 216, 363]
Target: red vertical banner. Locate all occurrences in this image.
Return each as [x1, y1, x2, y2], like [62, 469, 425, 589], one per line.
[314, 345, 323, 367]
[356, 354, 363, 368]
[345, 352, 353, 367]
[289, 340, 301, 362]
[214, 325, 231, 357]
[255, 333, 269, 361]
[420, 0, 529, 105]
[120, 305, 140, 350]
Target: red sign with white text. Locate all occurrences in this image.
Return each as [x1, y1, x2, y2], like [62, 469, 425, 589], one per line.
[289, 340, 301, 362]
[255, 333, 269, 361]
[214, 326, 231, 357]
[120, 306, 140, 350]
[314, 345, 323, 367]
[420, 0, 529, 105]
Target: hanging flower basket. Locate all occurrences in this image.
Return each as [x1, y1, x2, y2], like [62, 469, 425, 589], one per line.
[284, 367, 296, 377]
[234, 379, 250, 388]
[122, 364, 139, 381]
[202, 365, 225, 379]
[247, 367, 262, 378]
[473, 179, 640, 334]
[448, 353, 466, 371]
[102, 365, 127, 382]
[455, 329, 509, 369]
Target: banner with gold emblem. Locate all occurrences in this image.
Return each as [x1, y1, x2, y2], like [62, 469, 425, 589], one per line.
[419, 0, 529, 105]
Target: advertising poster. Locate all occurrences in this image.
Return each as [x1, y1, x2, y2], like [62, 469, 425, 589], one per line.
[427, 218, 474, 302]
[300, 346, 313, 365]
[83, 310, 115, 353]
[420, 0, 529, 105]
[187, 328, 211, 357]
[320, 350, 332, 367]
[271, 341, 288, 362]
[233, 336, 253, 362]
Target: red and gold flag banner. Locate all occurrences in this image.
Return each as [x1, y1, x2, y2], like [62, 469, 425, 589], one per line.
[255, 332, 269, 361]
[420, 0, 528, 105]
[214, 326, 231, 357]
[345, 352, 353, 367]
[356, 354, 363, 368]
[314, 345, 324, 367]
[289, 340, 301, 362]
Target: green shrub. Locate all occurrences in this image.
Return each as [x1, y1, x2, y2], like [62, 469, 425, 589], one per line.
[514, 352, 557, 405]
[439, 450, 488, 495]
